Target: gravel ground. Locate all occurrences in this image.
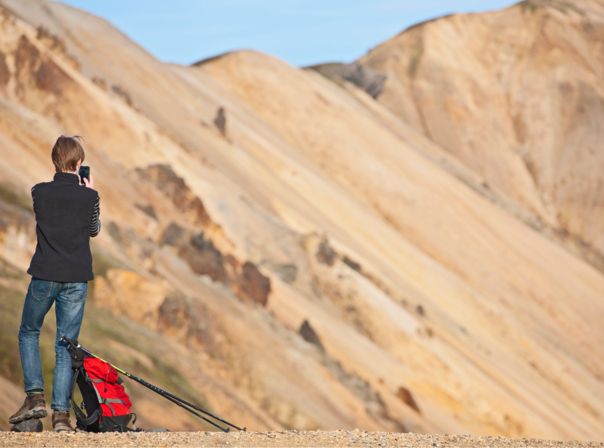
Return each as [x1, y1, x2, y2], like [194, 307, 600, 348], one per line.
[1, 431, 603, 448]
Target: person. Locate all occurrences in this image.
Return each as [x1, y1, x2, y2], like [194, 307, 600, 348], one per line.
[8, 135, 101, 432]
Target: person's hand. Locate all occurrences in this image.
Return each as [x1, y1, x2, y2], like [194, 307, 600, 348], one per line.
[82, 173, 94, 189]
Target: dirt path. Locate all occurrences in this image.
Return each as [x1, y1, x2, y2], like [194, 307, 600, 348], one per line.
[1, 430, 603, 447]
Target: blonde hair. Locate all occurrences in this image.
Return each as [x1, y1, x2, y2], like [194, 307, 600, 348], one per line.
[51, 135, 85, 172]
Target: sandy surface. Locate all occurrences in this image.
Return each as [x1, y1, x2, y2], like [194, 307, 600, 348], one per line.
[1, 431, 603, 448]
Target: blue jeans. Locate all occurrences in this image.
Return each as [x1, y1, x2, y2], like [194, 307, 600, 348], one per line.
[18, 277, 87, 411]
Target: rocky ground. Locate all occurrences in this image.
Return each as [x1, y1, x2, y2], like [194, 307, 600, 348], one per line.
[1, 431, 603, 448]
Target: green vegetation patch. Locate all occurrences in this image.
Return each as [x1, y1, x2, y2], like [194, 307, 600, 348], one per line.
[0, 183, 31, 212]
[91, 245, 128, 279]
[0, 282, 55, 389]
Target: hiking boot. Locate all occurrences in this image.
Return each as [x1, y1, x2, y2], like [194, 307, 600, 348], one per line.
[8, 393, 47, 424]
[52, 411, 75, 432]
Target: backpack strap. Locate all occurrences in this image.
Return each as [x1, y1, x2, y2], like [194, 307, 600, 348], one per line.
[130, 412, 137, 431]
[87, 376, 104, 404]
[73, 401, 101, 428]
[69, 365, 81, 402]
[102, 398, 126, 416]
[69, 367, 82, 420]
[70, 367, 102, 429]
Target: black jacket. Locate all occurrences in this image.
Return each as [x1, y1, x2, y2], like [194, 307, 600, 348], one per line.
[27, 172, 101, 282]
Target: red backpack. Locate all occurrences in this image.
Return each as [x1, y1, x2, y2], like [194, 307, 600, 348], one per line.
[70, 354, 136, 431]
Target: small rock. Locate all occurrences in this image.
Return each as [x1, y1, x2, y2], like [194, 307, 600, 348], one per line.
[11, 418, 43, 432]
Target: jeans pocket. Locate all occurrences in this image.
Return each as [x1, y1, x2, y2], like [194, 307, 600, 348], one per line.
[30, 278, 52, 301]
[62, 282, 88, 303]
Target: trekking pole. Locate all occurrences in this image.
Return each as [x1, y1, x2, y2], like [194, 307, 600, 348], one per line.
[61, 336, 245, 432]
[143, 383, 246, 431]
[98, 359, 237, 432]
[144, 385, 230, 432]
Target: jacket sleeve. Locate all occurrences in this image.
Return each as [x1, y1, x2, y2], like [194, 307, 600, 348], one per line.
[89, 193, 101, 237]
[31, 184, 38, 214]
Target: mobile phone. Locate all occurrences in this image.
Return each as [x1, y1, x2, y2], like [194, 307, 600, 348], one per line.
[78, 165, 90, 182]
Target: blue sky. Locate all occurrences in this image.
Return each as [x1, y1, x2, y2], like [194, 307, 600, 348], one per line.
[58, 0, 516, 67]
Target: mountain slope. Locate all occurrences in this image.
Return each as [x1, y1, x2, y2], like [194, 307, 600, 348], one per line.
[352, 0, 604, 272]
[0, 0, 601, 440]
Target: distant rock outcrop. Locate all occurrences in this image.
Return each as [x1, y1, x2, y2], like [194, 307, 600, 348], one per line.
[299, 319, 324, 351]
[309, 62, 386, 98]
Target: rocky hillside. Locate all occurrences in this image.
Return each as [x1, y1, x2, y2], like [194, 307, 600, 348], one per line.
[0, 0, 602, 441]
